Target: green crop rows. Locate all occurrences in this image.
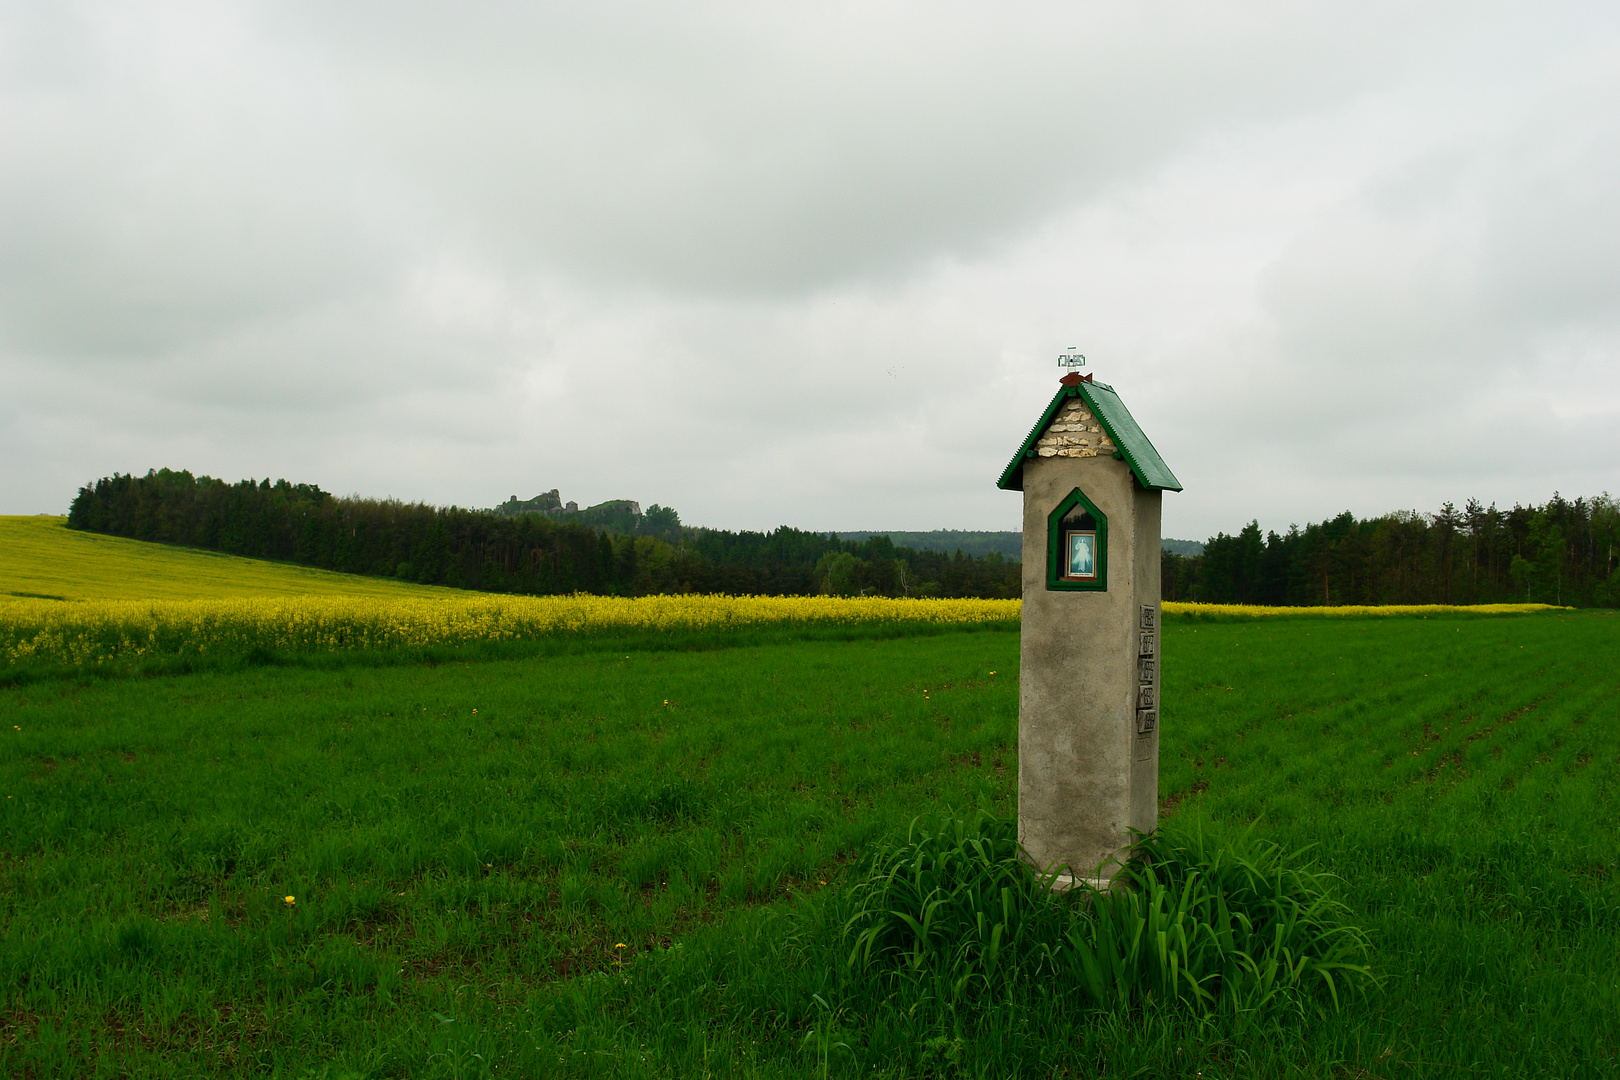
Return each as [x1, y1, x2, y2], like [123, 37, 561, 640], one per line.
[1, 612, 1616, 1077]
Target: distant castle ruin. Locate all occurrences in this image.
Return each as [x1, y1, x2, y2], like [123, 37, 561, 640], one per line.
[497, 490, 642, 518]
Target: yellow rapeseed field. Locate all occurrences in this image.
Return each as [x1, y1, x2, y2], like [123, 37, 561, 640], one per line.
[0, 593, 1023, 668]
[0, 515, 1560, 669]
[1, 595, 1562, 669]
[1, 516, 1016, 667]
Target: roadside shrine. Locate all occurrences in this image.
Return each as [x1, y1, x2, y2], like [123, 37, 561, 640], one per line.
[998, 372, 1181, 885]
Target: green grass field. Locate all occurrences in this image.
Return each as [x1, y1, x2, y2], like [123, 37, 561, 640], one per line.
[0, 516, 455, 601]
[3, 605, 1617, 1077]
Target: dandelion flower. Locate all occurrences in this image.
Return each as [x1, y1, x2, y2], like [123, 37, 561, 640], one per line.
[614, 942, 626, 949]
[284, 896, 296, 905]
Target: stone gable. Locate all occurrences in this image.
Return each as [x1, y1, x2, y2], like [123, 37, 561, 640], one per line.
[1035, 399, 1117, 459]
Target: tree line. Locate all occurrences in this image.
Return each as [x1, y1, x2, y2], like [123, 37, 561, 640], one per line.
[66, 470, 1020, 599]
[67, 470, 1618, 607]
[1161, 494, 1620, 608]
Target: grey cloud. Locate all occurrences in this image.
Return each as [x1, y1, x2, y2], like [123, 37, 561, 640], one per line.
[1, 1, 1616, 538]
[0, 2, 410, 357]
[316, 2, 1448, 294]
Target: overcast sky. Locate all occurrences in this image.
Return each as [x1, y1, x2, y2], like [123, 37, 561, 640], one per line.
[2, 2, 1616, 540]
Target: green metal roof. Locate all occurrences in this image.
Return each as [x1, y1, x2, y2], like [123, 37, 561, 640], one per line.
[997, 378, 1182, 493]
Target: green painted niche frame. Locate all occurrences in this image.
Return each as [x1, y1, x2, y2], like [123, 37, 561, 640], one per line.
[1047, 487, 1108, 592]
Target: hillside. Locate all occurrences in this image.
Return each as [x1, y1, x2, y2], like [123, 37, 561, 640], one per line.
[0, 516, 456, 601]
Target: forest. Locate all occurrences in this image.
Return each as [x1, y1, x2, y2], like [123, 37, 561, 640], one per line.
[1163, 495, 1620, 608]
[65, 471, 1618, 606]
[65, 470, 1020, 599]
